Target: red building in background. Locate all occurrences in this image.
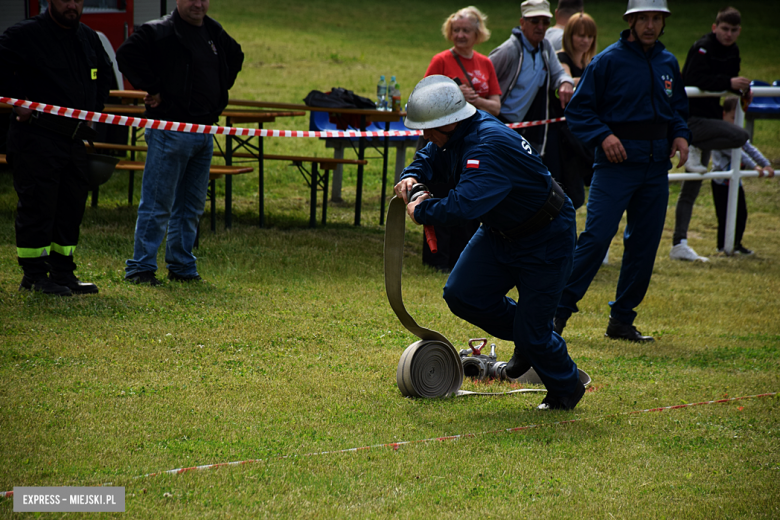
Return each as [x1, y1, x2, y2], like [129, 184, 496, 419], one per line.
[26, 0, 134, 52]
[1, 0, 168, 53]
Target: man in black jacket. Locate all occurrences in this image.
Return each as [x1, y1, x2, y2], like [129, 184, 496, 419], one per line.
[117, 0, 243, 285]
[669, 6, 751, 262]
[0, 0, 113, 296]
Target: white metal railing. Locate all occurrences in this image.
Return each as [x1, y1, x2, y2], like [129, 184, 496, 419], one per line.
[668, 86, 779, 255]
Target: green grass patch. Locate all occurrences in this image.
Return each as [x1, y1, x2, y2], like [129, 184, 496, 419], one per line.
[1, 0, 779, 517]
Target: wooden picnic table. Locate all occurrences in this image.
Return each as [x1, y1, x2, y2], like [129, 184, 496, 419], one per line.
[105, 90, 305, 229]
[225, 99, 407, 226]
[5, 92, 404, 228]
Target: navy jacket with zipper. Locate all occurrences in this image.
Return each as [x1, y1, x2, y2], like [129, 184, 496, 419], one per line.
[400, 110, 574, 245]
[564, 30, 690, 168]
[116, 9, 243, 125]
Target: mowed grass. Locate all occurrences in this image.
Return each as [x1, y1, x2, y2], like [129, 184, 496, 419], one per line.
[1, 0, 779, 518]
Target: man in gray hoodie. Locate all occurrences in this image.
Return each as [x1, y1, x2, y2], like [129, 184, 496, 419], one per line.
[489, 0, 573, 156]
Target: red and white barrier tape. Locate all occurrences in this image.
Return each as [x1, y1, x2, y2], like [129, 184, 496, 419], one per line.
[0, 391, 773, 498]
[0, 96, 563, 139]
[507, 116, 566, 129]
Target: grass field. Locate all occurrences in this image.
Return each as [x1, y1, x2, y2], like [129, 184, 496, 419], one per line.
[1, 0, 779, 518]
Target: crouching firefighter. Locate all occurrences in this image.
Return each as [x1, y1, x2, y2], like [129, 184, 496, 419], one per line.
[0, 0, 113, 295]
[393, 75, 585, 410]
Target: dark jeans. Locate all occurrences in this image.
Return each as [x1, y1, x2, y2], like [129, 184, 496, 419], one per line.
[125, 128, 213, 278]
[711, 180, 747, 250]
[673, 116, 749, 245]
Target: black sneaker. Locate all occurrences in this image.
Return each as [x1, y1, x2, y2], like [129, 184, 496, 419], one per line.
[538, 379, 586, 410]
[51, 272, 99, 295]
[126, 271, 162, 286]
[605, 316, 654, 342]
[167, 271, 202, 282]
[19, 275, 72, 296]
[734, 245, 754, 255]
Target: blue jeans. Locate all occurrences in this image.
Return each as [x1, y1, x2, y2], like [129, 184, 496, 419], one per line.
[557, 161, 669, 324]
[125, 128, 213, 278]
[442, 202, 581, 397]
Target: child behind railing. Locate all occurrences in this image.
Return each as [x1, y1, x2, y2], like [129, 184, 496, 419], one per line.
[710, 96, 776, 255]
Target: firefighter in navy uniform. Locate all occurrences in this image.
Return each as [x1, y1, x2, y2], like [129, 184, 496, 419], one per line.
[0, 0, 112, 296]
[395, 75, 585, 411]
[553, 0, 691, 340]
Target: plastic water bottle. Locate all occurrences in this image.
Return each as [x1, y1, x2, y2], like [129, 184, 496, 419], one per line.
[376, 75, 387, 111]
[390, 76, 401, 112]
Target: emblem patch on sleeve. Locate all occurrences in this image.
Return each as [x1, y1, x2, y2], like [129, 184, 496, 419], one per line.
[661, 74, 673, 98]
[466, 159, 480, 169]
[90, 68, 97, 80]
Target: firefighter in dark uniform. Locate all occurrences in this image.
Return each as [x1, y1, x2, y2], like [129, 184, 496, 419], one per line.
[553, 0, 690, 340]
[0, 0, 112, 296]
[395, 75, 585, 411]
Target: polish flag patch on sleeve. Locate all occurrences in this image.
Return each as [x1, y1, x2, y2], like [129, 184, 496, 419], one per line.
[466, 159, 480, 169]
[698, 47, 707, 54]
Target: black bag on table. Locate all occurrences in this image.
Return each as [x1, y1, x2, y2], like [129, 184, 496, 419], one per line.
[304, 88, 376, 130]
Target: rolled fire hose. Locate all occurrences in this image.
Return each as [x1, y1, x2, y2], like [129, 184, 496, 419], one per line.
[384, 196, 591, 398]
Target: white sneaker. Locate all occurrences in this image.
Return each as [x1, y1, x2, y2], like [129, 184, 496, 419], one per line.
[685, 146, 708, 174]
[670, 239, 709, 262]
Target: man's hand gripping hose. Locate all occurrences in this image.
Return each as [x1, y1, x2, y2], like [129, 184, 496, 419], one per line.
[408, 183, 438, 254]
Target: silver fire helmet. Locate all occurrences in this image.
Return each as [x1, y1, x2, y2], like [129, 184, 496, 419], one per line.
[623, 0, 671, 20]
[404, 75, 476, 130]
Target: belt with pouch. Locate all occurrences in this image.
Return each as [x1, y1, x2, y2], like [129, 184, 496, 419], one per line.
[607, 121, 668, 141]
[26, 111, 97, 140]
[490, 180, 566, 241]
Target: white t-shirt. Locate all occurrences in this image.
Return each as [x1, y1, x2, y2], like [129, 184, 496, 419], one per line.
[545, 26, 564, 52]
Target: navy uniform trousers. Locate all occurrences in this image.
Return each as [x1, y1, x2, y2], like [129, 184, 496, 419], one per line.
[442, 201, 581, 397]
[558, 160, 669, 325]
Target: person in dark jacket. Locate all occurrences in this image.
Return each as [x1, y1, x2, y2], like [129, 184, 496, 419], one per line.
[0, 0, 113, 296]
[669, 6, 751, 263]
[117, 0, 243, 285]
[395, 75, 585, 411]
[553, 0, 690, 342]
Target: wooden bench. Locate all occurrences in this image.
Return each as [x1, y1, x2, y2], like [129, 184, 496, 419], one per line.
[110, 158, 253, 232]
[0, 152, 252, 232]
[269, 154, 367, 228]
[4, 141, 370, 229]
[90, 142, 368, 228]
[212, 151, 367, 227]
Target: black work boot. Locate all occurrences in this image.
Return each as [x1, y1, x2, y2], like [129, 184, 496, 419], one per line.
[504, 354, 532, 379]
[19, 275, 72, 296]
[50, 272, 99, 295]
[605, 316, 654, 342]
[538, 379, 586, 411]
